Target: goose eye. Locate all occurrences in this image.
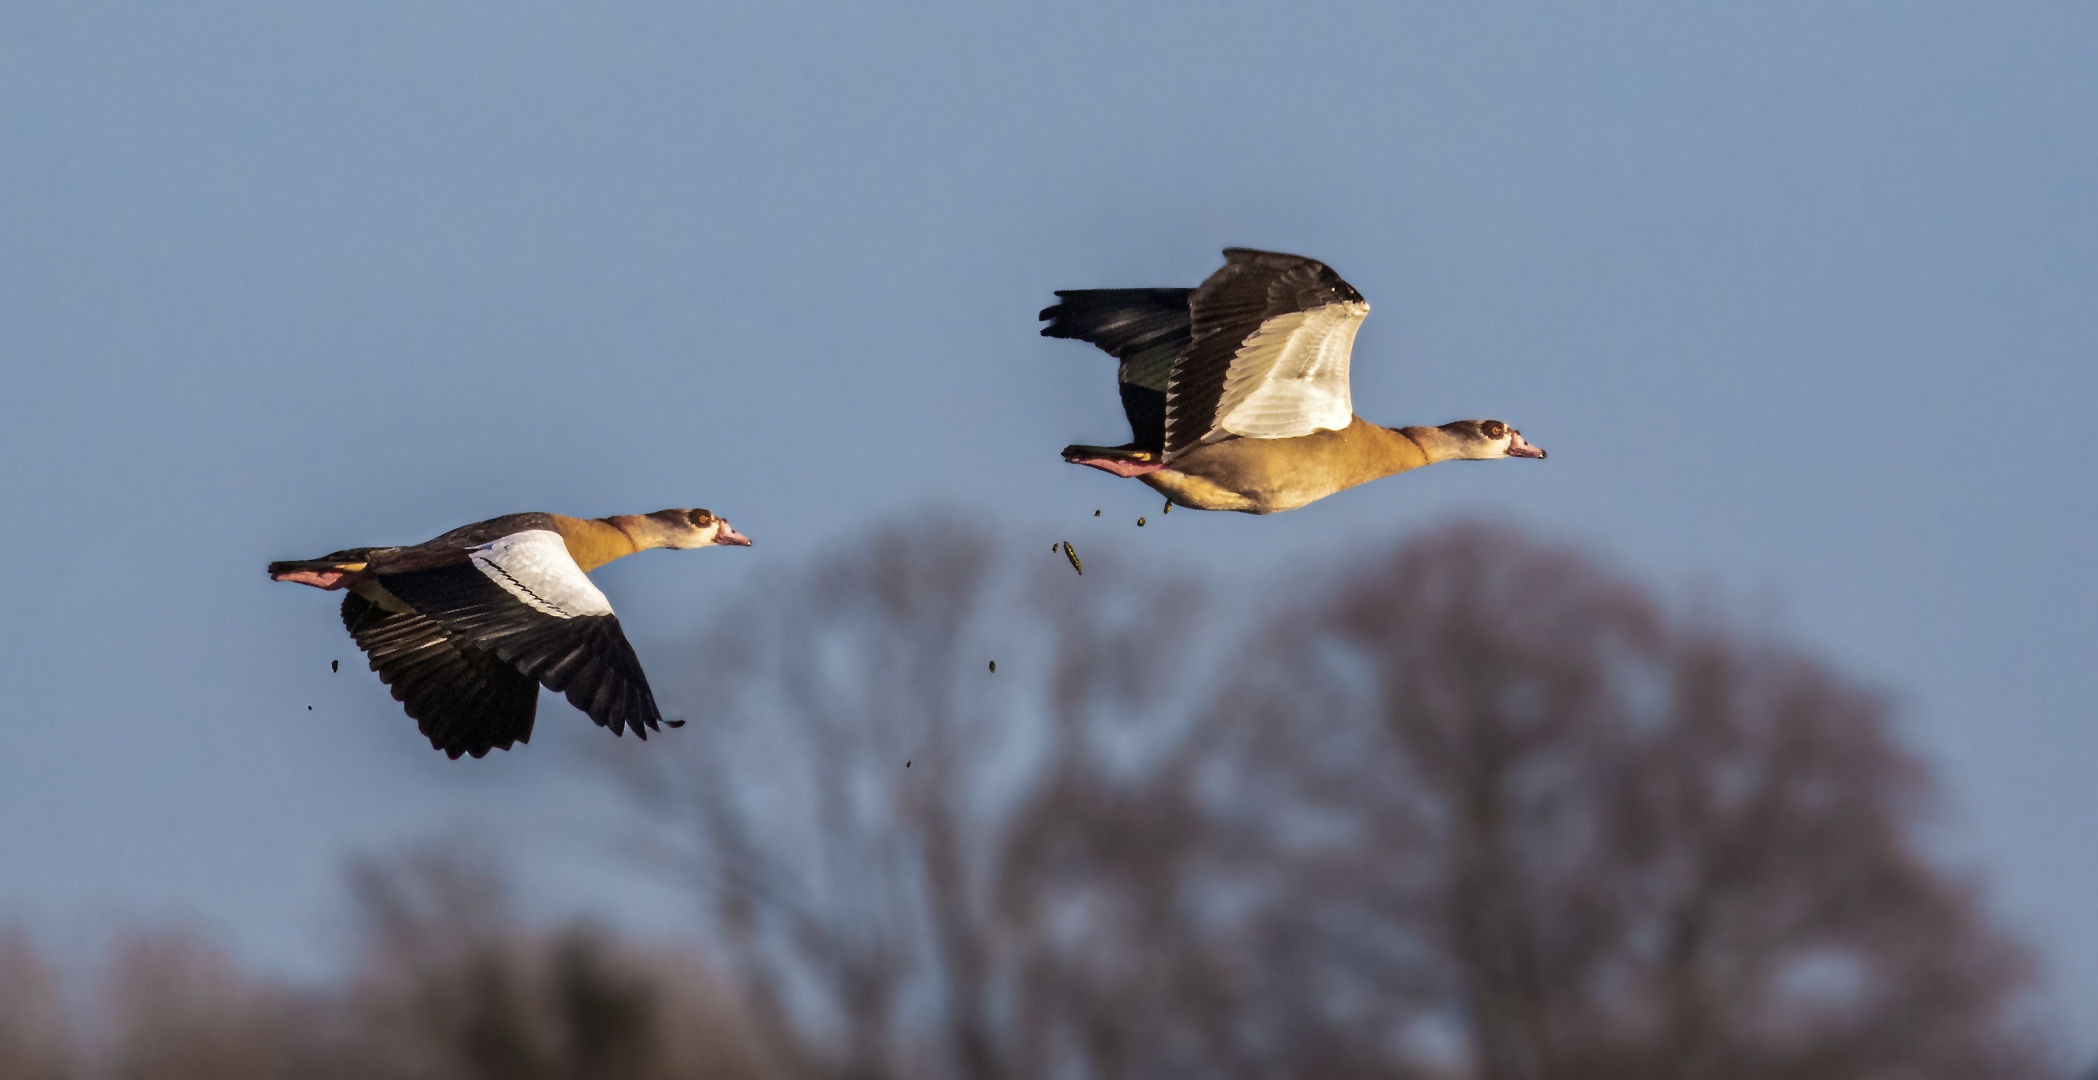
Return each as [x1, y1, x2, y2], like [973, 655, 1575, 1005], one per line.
[1484, 422, 1505, 439]
[688, 509, 714, 527]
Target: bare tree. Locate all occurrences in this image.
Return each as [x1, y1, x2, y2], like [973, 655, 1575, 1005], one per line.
[93, 927, 335, 1080]
[1, 519, 2052, 1080]
[612, 519, 1227, 1080]
[1216, 523, 2053, 1080]
[0, 931, 70, 1080]
[342, 841, 779, 1080]
[616, 519, 2061, 1080]
[0, 849, 776, 1080]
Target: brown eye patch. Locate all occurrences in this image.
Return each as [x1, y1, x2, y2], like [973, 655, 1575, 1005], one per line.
[687, 509, 715, 527]
[1484, 422, 1506, 439]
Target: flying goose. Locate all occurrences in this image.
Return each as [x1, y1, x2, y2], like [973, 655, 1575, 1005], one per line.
[1041, 248, 1544, 514]
[268, 509, 750, 759]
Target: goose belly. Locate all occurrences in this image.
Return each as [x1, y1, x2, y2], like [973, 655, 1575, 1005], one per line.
[1138, 469, 1263, 513]
[1161, 421, 1423, 514]
[1149, 443, 1351, 514]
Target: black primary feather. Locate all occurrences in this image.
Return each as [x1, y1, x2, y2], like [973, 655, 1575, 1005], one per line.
[1038, 288, 1193, 359]
[340, 592, 540, 759]
[1167, 249, 1364, 458]
[1040, 287, 1192, 450]
[375, 562, 664, 741]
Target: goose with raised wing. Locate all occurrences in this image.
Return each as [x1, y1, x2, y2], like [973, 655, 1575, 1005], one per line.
[269, 508, 750, 759]
[1041, 248, 1544, 514]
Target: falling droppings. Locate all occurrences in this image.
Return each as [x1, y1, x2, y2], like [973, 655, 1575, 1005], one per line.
[906, 760, 913, 768]
[1137, 517, 1146, 527]
[988, 660, 997, 673]
[1162, 500, 1171, 515]
[1093, 510, 1101, 517]
[307, 705, 313, 710]
[666, 719, 687, 728]
[331, 659, 339, 673]
[1062, 541, 1083, 576]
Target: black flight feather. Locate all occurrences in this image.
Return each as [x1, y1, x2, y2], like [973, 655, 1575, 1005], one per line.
[1040, 287, 1193, 450]
[1166, 249, 1365, 458]
[375, 562, 664, 740]
[341, 592, 539, 759]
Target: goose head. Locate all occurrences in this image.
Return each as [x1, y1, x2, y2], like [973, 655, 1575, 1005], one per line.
[643, 508, 754, 548]
[1427, 419, 1547, 461]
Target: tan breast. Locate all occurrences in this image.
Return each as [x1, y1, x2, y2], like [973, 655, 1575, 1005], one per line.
[549, 515, 641, 572]
[1154, 417, 1430, 514]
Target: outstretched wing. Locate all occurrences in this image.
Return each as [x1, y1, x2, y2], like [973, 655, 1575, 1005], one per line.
[373, 530, 663, 741]
[1039, 288, 1193, 451]
[1166, 249, 1368, 459]
[341, 592, 540, 759]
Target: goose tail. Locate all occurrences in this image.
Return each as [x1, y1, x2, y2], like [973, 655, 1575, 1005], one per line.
[269, 550, 375, 589]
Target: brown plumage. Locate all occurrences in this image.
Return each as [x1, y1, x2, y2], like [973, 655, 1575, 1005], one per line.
[268, 508, 750, 759]
[1042, 249, 1545, 514]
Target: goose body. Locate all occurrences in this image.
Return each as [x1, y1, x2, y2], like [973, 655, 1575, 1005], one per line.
[268, 508, 750, 759]
[1042, 248, 1544, 514]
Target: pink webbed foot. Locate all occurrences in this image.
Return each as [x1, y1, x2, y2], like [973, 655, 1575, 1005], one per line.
[1062, 450, 1165, 478]
[271, 568, 365, 590]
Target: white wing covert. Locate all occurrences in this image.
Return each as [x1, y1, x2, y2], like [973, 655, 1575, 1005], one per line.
[468, 530, 614, 618]
[1166, 249, 1371, 458]
[371, 528, 661, 741]
[1205, 300, 1367, 442]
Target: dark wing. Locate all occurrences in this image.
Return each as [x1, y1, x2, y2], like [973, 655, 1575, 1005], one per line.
[342, 592, 540, 759]
[417, 511, 561, 551]
[1166, 249, 1368, 459]
[1039, 288, 1193, 451]
[373, 530, 663, 742]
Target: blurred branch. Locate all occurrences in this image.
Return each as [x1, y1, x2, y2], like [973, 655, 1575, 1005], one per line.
[0, 517, 2058, 1080]
[612, 517, 2061, 1080]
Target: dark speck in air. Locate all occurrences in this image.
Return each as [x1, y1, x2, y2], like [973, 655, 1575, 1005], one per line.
[906, 760, 913, 768]
[307, 705, 313, 710]
[1063, 541, 1083, 575]
[1138, 517, 1146, 527]
[989, 660, 997, 673]
[1094, 510, 1101, 516]
[1163, 500, 1171, 515]
[331, 660, 339, 673]
[666, 719, 687, 728]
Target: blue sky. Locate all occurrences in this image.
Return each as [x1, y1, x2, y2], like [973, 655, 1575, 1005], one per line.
[2, 1, 2092, 1050]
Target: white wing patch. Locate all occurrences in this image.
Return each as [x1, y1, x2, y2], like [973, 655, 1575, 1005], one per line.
[1206, 300, 1367, 442]
[469, 530, 614, 619]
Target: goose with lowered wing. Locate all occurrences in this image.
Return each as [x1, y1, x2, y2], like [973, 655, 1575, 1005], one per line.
[269, 508, 749, 759]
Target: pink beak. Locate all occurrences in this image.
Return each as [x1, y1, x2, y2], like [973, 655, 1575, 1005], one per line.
[1506, 431, 1547, 459]
[716, 521, 753, 547]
